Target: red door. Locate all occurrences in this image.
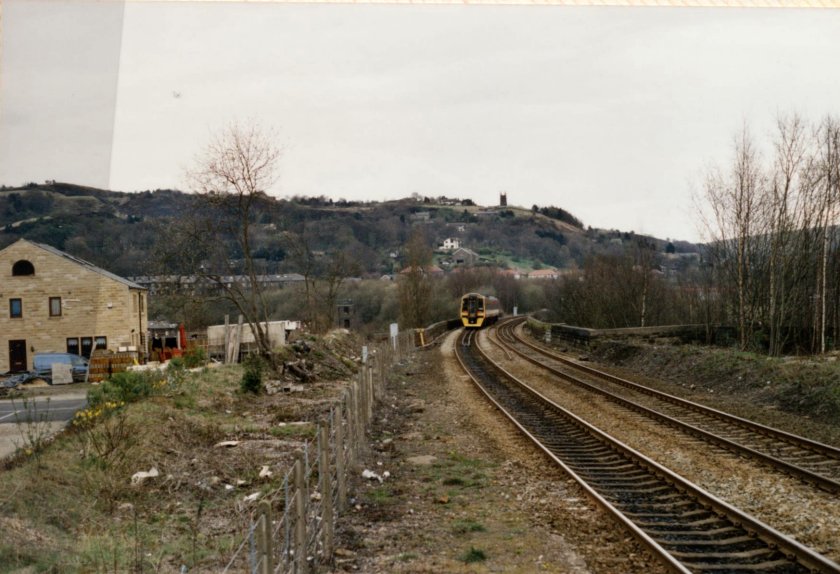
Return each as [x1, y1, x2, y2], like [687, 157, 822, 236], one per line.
[9, 340, 27, 372]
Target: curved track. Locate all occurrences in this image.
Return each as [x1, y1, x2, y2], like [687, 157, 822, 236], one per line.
[455, 327, 840, 574]
[492, 319, 840, 494]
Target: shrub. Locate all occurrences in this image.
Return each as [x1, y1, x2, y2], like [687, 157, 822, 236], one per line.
[460, 547, 487, 563]
[87, 371, 164, 409]
[182, 346, 207, 369]
[240, 355, 265, 394]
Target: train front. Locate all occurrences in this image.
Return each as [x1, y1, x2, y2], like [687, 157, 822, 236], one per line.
[460, 293, 487, 328]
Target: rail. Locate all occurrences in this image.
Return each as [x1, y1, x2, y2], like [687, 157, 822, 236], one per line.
[455, 325, 840, 574]
[497, 318, 840, 493]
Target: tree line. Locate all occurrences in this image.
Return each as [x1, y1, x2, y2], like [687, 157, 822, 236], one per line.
[700, 115, 840, 354]
[536, 114, 840, 356]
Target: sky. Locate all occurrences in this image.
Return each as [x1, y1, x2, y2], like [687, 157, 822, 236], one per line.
[2, 1, 839, 243]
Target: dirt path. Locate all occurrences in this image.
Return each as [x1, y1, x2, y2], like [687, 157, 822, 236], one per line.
[332, 331, 667, 573]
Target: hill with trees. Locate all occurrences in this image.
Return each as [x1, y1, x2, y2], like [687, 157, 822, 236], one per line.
[0, 182, 697, 279]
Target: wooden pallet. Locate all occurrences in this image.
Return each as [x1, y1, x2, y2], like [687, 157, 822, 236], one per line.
[88, 350, 140, 382]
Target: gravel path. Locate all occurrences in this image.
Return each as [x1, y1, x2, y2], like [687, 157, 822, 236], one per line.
[331, 331, 668, 573]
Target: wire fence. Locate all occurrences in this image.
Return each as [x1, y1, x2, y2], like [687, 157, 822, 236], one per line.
[221, 330, 416, 574]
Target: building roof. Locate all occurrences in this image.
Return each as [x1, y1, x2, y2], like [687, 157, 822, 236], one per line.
[528, 269, 560, 278]
[11, 239, 146, 290]
[399, 265, 445, 275]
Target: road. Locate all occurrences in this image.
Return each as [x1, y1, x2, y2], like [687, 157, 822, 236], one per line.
[0, 393, 87, 459]
[0, 395, 87, 424]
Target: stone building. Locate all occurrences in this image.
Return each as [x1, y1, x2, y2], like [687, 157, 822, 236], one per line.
[452, 247, 479, 266]
[0, 239, 148, 373]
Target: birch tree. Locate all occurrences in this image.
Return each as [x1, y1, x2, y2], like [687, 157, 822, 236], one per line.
[701, 125, 765, 350]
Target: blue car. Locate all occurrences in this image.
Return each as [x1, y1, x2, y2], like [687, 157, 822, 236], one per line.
[33, 353, 90, 383]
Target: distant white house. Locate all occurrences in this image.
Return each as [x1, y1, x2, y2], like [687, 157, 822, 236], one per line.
[440, 237, 461, 251]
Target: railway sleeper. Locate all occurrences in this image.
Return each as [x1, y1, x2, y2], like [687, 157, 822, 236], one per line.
[574, 470, 651, 480]
[672, 547, 786, 561]
[645, 525, 742, 537]
[611, 499, 696, 512]
[652, 532, 751, 544]
[571, 461, 637, 471]
[622, 508, 708, 520]
[605, 491, 685, 504]
[684, 558, 806, 572]
[633, 515, 730, 528]
[656, 535, 758, 547]
[585, 478, 663, 489]
[599, 484, 673, 495]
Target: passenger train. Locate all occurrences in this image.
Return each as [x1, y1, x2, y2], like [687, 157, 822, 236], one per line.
[460, 292, 501, 328]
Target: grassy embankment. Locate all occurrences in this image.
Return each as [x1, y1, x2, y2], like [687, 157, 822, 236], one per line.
[0, 362, 317, 573]
[591, 341, 840, 445]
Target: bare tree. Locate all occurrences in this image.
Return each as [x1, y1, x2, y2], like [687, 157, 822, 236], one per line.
[765, 114, 812, 355]
[700, 124, 765, 350]
[813, 117, 840, 352]
[177, 122, 282, 362]
[283, 227, 362, 333]
[398, 230, 433, 328]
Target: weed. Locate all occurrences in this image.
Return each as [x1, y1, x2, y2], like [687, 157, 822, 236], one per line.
[369, 486, 393, 504]
[88, 370, 164, 408]
[460, 547, 487, 563]
[11, 397, 54, 465]
[442, 477, 465, 486]
[452, 520, 486, 534]
[73, 405, 135, 468]
[269, 424, 316, 439]
[397, 552, 417, 562]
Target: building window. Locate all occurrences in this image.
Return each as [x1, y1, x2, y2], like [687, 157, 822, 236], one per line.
[49, 297, 62, 317]
[95, 336, 107, 350]
[81, 337, 93, 358]
[10, 298, 22, 318]
[12, 260, 35, 276]
[67, 338, 79, 355]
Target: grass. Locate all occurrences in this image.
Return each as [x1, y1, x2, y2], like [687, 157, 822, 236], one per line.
[452, 520, 487, 535]
[0, 364, 287, 571]
[596, 342, 840, 430]
[269, 423, 317, 439]
[368, 486, 395, 504]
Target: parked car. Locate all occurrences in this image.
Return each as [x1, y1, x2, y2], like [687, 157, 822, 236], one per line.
[33, 353, 89, 383]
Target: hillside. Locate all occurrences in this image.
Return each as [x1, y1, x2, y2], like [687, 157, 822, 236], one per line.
[0, 182, 700, 278]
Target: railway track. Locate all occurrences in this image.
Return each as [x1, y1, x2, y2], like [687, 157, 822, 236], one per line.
[455, 328, 840, 574]
[491, 319, 840, 494]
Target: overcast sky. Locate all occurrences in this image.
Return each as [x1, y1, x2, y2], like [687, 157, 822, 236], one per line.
[2, 1, 839, 243]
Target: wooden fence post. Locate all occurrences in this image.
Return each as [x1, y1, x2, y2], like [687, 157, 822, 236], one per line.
[344, 391, 356, 467]
[319, 425, 334, 560]
[335, 405, 347, 510]
[257, 501, 274, 574]
[366, 366, 374, 420]
[294, 451, 308, 574]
